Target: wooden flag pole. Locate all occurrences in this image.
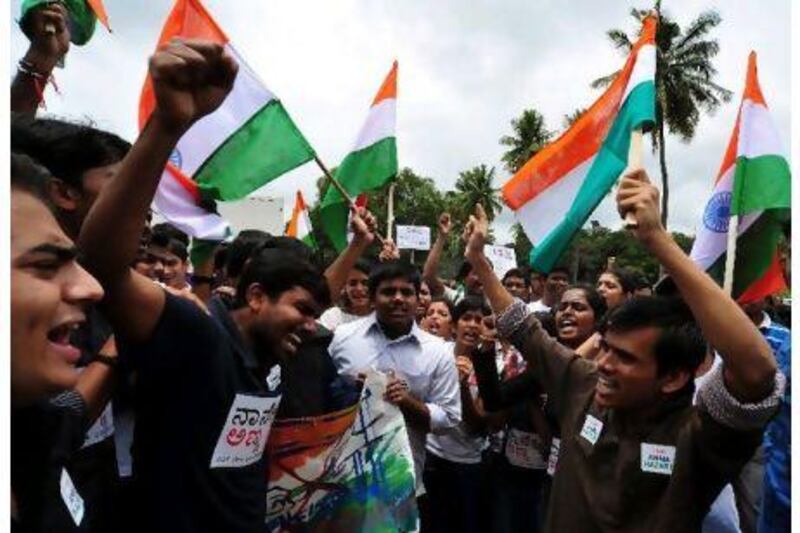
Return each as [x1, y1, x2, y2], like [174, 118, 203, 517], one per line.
[622, 129, 644, 229]
[387, 182, 396, 241]
[722, 215, 739, 296]
[313, 155, 385, 245]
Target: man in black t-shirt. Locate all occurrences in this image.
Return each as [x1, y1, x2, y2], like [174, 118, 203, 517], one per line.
[77, 40, 334, 532]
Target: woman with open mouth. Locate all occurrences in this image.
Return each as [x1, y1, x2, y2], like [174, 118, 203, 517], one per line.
[420, 297, 454, 340]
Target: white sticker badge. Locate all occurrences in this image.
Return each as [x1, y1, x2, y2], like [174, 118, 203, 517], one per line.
[60, 468, 85, 526]
[210, 393, 281, 469]
[579, 414, 604, 445]
[641, 443, 676, 475]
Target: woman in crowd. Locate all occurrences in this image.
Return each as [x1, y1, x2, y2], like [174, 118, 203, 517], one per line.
[420, 297, 454, 340]
[595, 266, 636, 310]
[319, 260, 372, 331]
[424, 297, 499, 533]
[417, 280, 433, 323]
[473, 284, 606, 531]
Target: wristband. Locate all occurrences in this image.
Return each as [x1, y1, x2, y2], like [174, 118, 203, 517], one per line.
[91, 354, 118, 369]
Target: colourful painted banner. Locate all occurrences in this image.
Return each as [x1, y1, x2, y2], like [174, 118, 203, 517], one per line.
[265, 371, 418, 532]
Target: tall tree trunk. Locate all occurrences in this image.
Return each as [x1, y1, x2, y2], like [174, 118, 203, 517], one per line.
[658, 120, 669, 228]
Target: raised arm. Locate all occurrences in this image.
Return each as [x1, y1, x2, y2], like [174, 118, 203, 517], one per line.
[11, 3, 69, 114]
[323, 207, 376, 301]
[422, 213, 452, 297]
[462, 205, 515, 314]
[78, 40, 237, 342]
[617, 170, 776, 402]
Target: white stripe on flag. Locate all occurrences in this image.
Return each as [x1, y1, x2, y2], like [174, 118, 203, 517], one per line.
[351, 98, 396, 152]
[172, 45, 276, 177]
[621, 44, 656, 103]
[737, 101, 787, 159]
[514, 157, 593, 244]
[153, 171, 229, 240]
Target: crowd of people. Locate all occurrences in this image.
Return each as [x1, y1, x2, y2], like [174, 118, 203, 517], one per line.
[9, 5, 791, 533]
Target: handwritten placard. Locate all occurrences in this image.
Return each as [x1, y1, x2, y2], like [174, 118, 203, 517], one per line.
[396, 225, 431, 251]
[484, 245, 518, 278]
[210, 393, 281, 468]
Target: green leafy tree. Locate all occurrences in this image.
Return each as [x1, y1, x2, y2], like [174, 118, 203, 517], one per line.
[499, 109, 553, 173]
[592, 2, 731, 228]
[452, 164, 503, 223]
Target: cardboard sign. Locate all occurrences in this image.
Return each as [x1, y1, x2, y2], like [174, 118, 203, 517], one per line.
[484, 245, 518, 278]
[395, 225, 431, 250]
[210, 393, 281, 468]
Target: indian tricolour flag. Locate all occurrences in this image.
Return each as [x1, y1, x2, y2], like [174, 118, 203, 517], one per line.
[502, 16, 657, 272]
[320, 61, 398, 251]
[285, 191, 316, 249]
[139, 0, 315, 240]
[690, 52, 790, 302]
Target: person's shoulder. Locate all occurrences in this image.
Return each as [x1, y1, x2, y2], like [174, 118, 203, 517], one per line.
[330, 314, 374, 344]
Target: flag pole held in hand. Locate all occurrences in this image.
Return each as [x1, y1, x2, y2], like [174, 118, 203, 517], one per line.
[622, 129, 643, 229]
[313, 155, 385, 245]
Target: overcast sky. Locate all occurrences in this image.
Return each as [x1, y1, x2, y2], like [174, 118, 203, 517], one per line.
[9, 0, 791, 245]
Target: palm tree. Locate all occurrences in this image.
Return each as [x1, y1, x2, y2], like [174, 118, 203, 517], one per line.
[591, 2, 732, 227]
[453, 164, 503, 222]
[499, 109, 553, 174]
[562, 107, 588, 130]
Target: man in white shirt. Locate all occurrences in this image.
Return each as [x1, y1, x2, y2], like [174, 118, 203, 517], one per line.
[328, 260, 461, 492]
[527, 266, 570, 312]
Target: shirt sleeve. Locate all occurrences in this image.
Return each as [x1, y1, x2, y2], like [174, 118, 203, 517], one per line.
[495, 298, 596, 421]
[425, 344, 462, 434]
[696, 361, 785, 431]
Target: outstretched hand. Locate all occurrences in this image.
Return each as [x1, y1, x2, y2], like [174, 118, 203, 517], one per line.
[437, 213, 452, 237]
[378, 238, 400, 262]
[149, 38, 238, 135]
[350, 206, 377, 246]
[22, 2, 70, 70]
[615, 169, 665, 245]
[463, 204, 489, 264]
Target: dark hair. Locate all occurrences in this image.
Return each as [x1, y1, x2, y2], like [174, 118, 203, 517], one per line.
[226, 230, 272, 280]
[548, 265, 570, 278]
[11, 115, 130, 190]
[502, 268, 530, 287]
[452, 296, 491, 323]
[11, 152, 50, 200]
[258, 236, 315, 264]
[601, 296, 706, 378]
[562, 284, 607, 321]
[152, 223, 189, 247]
[533, 310, 557, 337]
[352, 259, 372, 277]
[368, 260, 421, 297]
[234, 248, 330, 309]
[427, 296, 454, 318]
[149, 232, 188, 262]
[602, 267, 637, 295]
[456, 258, 493, 281]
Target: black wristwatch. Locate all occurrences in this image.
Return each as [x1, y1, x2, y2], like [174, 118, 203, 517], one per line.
[92, 353, 118, 368]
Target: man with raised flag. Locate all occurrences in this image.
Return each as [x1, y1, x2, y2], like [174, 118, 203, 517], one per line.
[690, 51, 791, 533]
[77, 38, 333, 533]
[502, 15, 657, 273]
[461, 161, 784, 530]
[139, 0, 316, 245]
[321, 61, 399, 251]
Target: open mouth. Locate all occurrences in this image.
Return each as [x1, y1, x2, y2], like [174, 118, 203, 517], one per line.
[557, 317, 577, 332]
[47, 320, 83, 364]
[462, 331, 479, 344]
[595, 375, 618, 396]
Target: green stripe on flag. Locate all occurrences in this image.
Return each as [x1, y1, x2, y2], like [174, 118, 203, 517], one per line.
[194, 100, 315, 201]
[320, 137, 398, 251]
[706, 211, 787, 298]
[730, 154, 791, 216]
[531, 81, 655, 272]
